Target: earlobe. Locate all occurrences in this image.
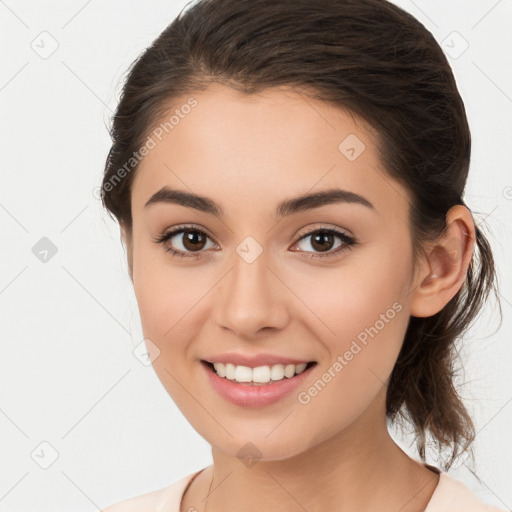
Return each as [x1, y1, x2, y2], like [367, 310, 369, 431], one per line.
[409, 205, 476, 318]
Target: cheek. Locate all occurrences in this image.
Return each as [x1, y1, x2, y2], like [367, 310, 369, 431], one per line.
[287, 251, 411, 407]
[285, 248, 410, 350]
[131, 255, 209, 412]
[131, 241, 214, 359]
[132, 235, 183, 331]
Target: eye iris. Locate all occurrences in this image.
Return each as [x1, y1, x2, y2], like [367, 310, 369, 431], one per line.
[311, 231, 334, 252]
[183, 230, 206, 251]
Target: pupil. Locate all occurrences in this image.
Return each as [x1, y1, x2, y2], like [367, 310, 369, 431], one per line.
[312, 232, 333, 252]
[184, 230, 205, 251]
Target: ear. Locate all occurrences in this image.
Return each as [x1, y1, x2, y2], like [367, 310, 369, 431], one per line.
[409, 205, 476, 318]
[120, 223, 134, 283]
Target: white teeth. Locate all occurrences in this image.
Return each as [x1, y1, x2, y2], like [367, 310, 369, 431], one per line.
[252, 365, 270, 383]
[225, 363, 236, 380]
[284, 364, 296, 378]
[235, 365, 252, 382]
[270, 364, 285, 381]
[212, 361, 309, 383]
[214, 362, 226, 378]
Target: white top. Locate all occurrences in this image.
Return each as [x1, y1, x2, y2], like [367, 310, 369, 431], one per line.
[103, 465, 506, 512]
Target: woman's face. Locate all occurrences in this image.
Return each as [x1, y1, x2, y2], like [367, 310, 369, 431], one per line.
[126, 83, 424, 461]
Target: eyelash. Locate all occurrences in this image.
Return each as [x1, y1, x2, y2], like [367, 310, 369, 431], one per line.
[153, 224, 357, 260]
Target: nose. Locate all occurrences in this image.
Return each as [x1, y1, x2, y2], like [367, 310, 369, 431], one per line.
[213, 250, 290, 339]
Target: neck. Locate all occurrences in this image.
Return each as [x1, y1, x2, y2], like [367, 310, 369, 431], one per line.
[185, 390, 440, 512]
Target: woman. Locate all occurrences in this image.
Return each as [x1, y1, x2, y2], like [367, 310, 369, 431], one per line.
[100, 0, 505, 510]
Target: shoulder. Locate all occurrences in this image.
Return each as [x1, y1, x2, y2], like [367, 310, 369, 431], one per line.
[426, 472, 506, 512]
[102, 487, 163, 512]
[102, 470, 201, 512]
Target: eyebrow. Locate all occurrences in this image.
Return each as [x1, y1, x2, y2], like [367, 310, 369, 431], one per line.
[144, 186, 375, 218]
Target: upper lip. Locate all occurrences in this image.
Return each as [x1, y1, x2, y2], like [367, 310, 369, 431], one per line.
[202, 352, 315, 368]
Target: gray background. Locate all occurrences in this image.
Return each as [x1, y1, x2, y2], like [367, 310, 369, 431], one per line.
[1, 0, 511, 510]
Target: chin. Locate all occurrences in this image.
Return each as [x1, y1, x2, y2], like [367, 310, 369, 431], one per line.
[211, 431, 314, 464]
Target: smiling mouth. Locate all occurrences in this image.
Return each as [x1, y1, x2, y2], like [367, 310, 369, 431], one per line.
[201, 360, 317, 386]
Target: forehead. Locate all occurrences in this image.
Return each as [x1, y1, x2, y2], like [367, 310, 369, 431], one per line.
[132, 83, 410, 222]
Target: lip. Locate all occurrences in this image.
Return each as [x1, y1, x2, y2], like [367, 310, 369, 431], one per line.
[201, 360, 317, 407]
[202, 352, 314, 368]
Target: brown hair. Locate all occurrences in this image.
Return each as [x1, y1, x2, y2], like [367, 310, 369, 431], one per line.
[101, 0, 501, 470]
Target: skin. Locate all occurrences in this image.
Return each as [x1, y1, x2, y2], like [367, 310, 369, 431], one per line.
[119, 83, 476, 512]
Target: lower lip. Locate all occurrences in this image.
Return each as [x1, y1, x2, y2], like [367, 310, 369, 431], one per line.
[201, 360, 316, 408]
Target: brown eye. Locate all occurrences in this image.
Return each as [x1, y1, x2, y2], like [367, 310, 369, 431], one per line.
[181, 229, 208, 251]
[309, 231, 336, 252]
[292, 228, 355, 258]
[155, 224, 356, 260]
[154, 225, 218, 258]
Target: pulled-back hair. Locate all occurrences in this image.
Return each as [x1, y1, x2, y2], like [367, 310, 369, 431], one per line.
[101, 0, 501, 470]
